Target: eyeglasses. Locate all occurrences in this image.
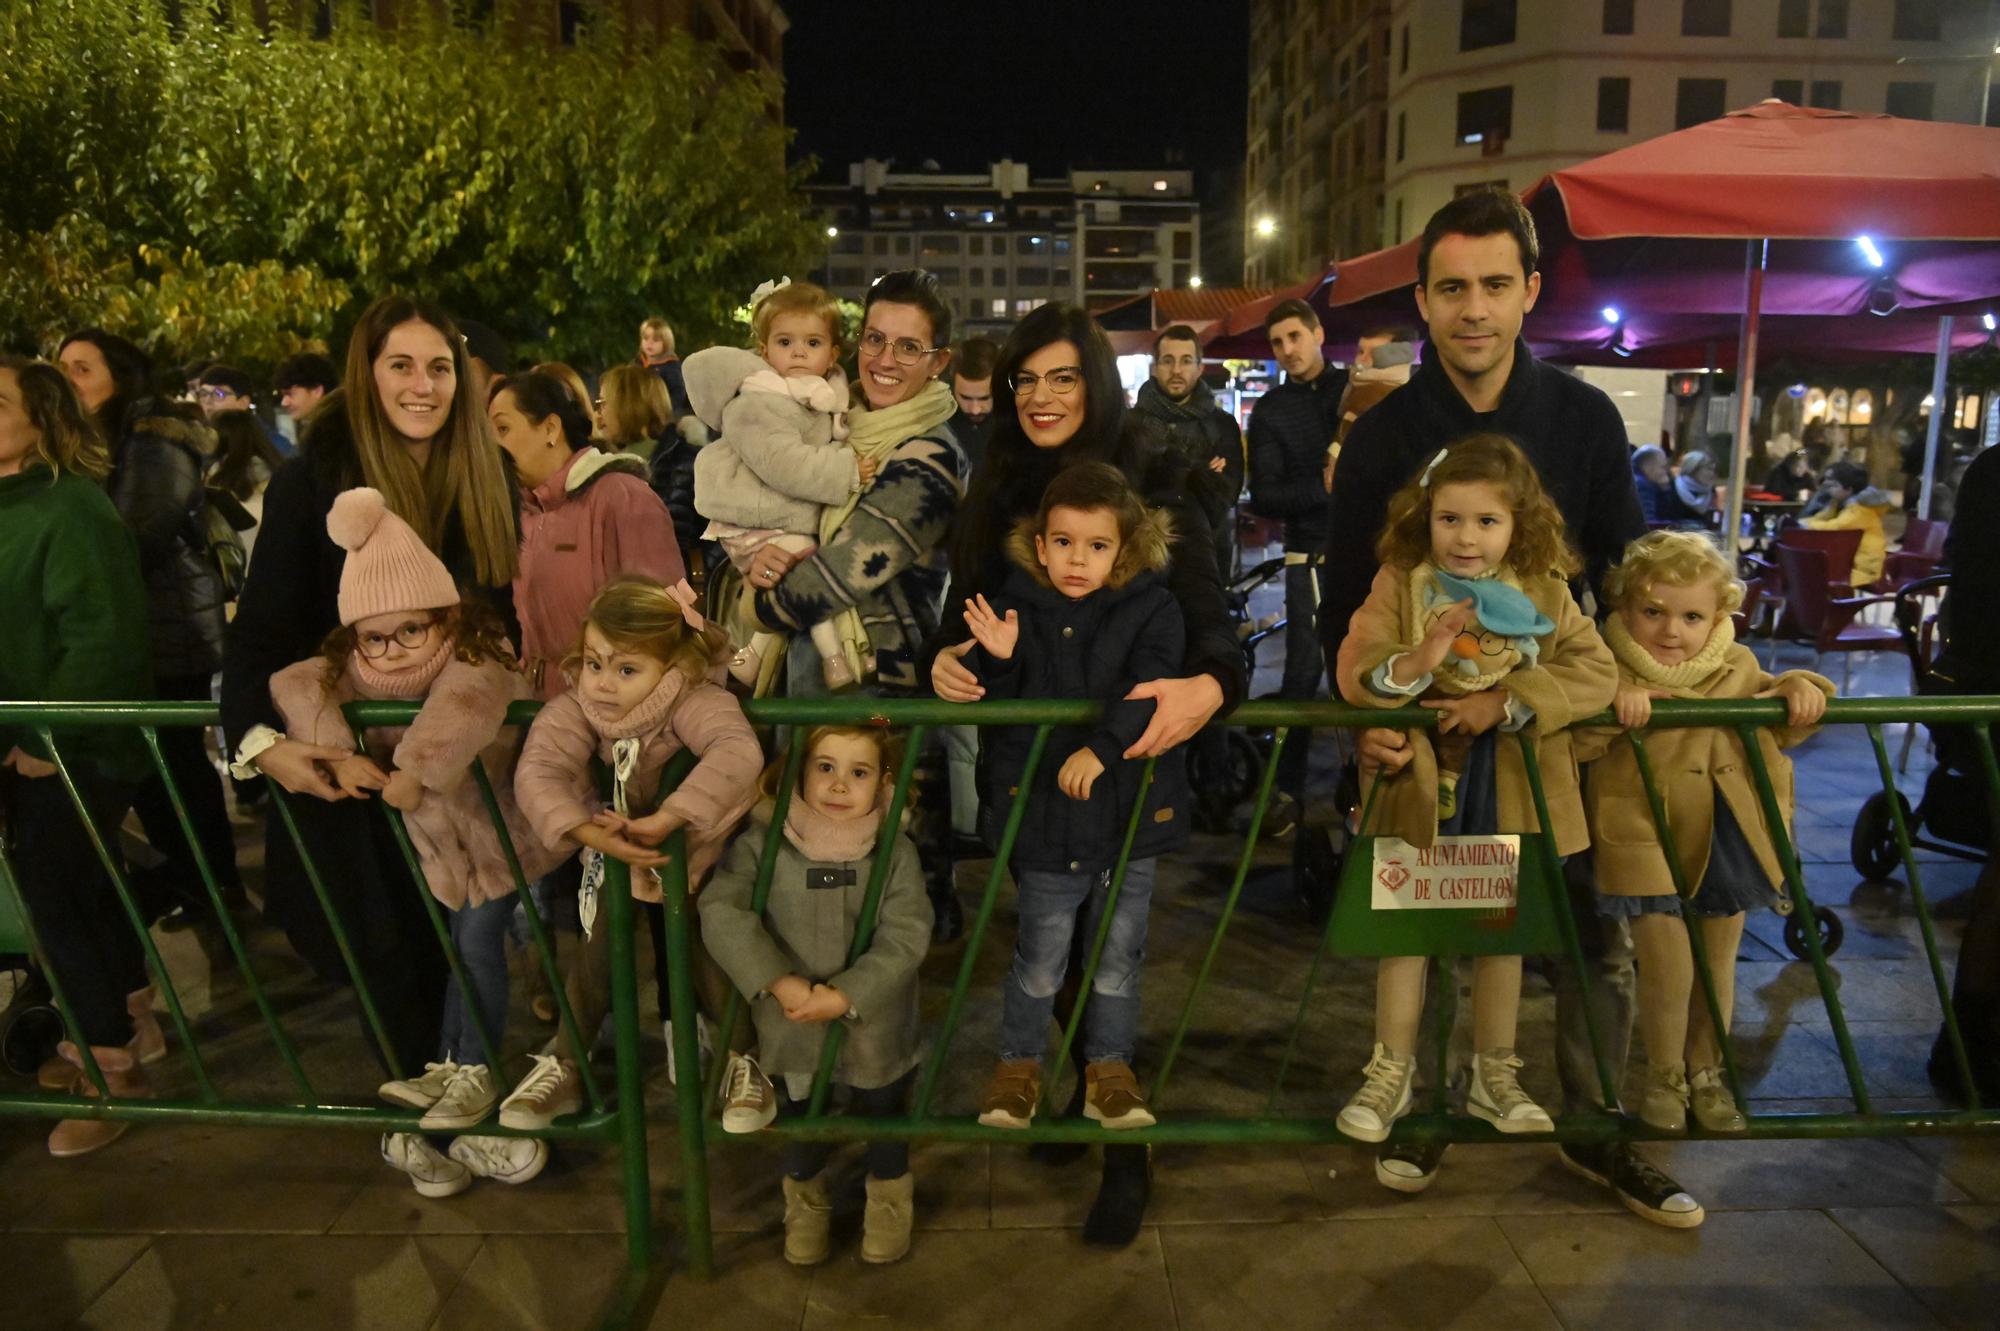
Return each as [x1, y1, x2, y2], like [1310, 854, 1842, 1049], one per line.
[1008, 366, 1084, 397]
[356, 618, 436, 659]
[858, 329, 945, 366]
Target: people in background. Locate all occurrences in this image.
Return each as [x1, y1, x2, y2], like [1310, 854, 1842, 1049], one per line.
[949, 334, 999, 475]
[1800, 459, 1895, 585]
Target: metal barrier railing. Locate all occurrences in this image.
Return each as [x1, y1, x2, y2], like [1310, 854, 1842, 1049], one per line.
[1, 694, 1995, 1303]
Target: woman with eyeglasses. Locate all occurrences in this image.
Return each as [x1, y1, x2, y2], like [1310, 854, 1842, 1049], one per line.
[58, 328, 246, 927]
[220, 295, 523, 1099]
[926, 302, 1249, 1250]
[738, 269, 969, 941]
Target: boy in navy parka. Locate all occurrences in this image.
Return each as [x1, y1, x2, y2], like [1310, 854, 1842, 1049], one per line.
[955, 461, 1188, 1132]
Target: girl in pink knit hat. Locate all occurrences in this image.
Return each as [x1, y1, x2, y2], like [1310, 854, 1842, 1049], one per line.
[269, 487, 566, 1198]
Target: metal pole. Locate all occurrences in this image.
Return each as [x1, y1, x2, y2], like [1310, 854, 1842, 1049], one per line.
[1724, 239, 1768, 549]
[1919, 315, 1954, 519]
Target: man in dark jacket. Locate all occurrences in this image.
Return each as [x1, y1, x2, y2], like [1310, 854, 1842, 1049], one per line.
[1320, 188, 1694, 1227]
[1248, 299, 1344, 812]
[949, 335, 999, 477]
[1133, 323, 1244, 582]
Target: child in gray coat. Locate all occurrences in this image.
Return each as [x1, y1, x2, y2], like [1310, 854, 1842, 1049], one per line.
[699, 724, 932, 1266]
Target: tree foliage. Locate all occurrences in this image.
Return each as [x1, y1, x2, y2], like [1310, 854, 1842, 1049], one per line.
[0, 1, 821, 371]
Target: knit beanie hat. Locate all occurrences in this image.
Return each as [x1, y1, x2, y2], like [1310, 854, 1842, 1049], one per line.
[327, 487, 461, 626]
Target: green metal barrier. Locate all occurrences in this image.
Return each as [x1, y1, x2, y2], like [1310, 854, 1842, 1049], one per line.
[2, 694, 1996, 1304]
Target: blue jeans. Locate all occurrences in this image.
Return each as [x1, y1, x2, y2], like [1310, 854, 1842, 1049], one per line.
[437, 893, 513, 1066]
[998, 859, 1158, 1065]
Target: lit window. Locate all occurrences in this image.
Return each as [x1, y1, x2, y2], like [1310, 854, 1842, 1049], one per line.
[1153, 179, 1169, 191]
[991, 299, 1007, 316]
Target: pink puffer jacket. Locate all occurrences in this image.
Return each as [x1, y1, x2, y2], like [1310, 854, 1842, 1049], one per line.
[269, 654, 563, 908]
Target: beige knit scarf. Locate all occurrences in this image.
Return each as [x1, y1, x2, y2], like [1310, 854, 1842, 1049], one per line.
[1604, 613, 1735, 690]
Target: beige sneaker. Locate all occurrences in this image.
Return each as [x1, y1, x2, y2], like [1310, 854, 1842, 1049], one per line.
[1083, 1059, 1157, 1130]
[1640, 1063, 1690, 1133]
[719, 1053, 777, 1134]
[1467, 1048, 1554, 1133]
[379, 1059, 461, 1111]
[861, 1172, 915, 1263]
[782, 1174, 832, 1265]
[498, 1054, 582, 1130]
[1338, 1043, 1415, 1143]
[1690, 1066, 1748, 1133]
[977, 1059, 1042, 1129]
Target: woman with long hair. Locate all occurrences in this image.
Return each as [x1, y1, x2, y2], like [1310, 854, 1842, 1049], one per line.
[599, 363, 698, 570]
[926, 302, 1248, 1250]
[220, 295, 522, 1120]
[0, 357, 154, 1156]
[58, 327, 244, 923]
[207, 408, 286, 561]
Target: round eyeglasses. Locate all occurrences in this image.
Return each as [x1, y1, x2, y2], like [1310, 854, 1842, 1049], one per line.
[356, 618, 437, 658]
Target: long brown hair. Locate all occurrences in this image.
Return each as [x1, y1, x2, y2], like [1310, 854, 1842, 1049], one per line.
[317, 599, 516, 691]
[341, 295, 519, 586]
[207, 408, 284, 500]
[1375, 432, 1579, 578]
[0, 356, 112, 481]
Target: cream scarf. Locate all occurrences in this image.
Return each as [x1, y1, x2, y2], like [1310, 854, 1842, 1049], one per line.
[1604, 613, 1735, 690]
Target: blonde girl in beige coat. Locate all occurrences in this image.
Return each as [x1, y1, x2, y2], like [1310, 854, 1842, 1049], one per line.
[1334, 434, 1618, 1145]
[1579, 531, 1832, 1134]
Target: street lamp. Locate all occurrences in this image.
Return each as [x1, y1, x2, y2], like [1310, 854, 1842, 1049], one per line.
[1189, 275, 1204, 289]
[826, 226, 839, 239]
[1255, 216, 1278, 238]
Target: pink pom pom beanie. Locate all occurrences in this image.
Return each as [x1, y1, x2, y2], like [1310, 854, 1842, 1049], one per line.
[326, 487, 461, 625]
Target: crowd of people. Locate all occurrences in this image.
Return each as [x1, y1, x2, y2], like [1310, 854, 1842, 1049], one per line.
[4, 186, 1995, 1265]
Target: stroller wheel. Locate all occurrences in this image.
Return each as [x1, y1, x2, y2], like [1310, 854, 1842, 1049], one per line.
[1190, 730, 1265, 830]
[1783, 905, 1845, 961]
[1849, 791, 1912, 883]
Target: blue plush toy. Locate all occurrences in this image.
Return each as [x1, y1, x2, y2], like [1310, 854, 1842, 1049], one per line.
[1428, 568, 1554, 678]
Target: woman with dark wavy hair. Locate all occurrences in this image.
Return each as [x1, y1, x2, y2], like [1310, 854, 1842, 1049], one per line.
[926, 303, 1247, 1249]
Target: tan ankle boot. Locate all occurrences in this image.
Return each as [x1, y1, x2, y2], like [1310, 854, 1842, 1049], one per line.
[48, 1042, 148, 1158]
[781, 1174, 831, 1266]
[861, 1172, 915, 1264]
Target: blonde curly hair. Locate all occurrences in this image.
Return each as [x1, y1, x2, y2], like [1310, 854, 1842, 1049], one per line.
[1602, 529, 1745, 616]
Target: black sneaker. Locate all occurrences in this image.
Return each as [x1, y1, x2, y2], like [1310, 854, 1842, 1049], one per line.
[1559, 1140, 1705, 1229]
[1082, 1144, 1150, 1248]
[929, 886, 964, 945]
[1374, 1139, 1447, 1193]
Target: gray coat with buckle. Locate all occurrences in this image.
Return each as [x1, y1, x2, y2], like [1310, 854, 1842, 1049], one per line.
[699, 802, 932, 1091]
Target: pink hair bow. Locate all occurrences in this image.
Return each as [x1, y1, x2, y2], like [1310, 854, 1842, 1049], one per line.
[665, 578, 706, 631]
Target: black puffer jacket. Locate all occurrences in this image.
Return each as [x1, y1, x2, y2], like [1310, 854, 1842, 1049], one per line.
[106, 402, 227, 678]
[970, 512, 1191, 874]
[1132, 378, 1243, 537]
[1246, 361, 1345, 551]
[644, 422, 701, 567]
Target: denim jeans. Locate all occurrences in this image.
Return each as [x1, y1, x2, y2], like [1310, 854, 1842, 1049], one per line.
[437, 893, 513, 1066]
[999, 859, 1158, 1065]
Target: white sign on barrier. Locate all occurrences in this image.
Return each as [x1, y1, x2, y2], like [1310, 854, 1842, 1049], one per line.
[1371, 835, 1522, 911]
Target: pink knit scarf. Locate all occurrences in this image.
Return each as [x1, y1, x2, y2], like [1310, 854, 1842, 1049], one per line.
[782, 795, 885, 864]
[351, 635, 451, 700]
[579, 665, 691, 741]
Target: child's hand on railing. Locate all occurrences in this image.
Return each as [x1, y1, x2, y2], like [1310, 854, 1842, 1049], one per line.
[328, 753, 390, 800]
[2, 746, 56, 779]
[1058, 747, 1106, 801]
[787, 984, 851, 1024]
[1614, 683, 1669, 730]
[1356, 727, 1413, 779]
[1423, 687, 1510, 736]
[610, 805, 689, 848]
[1758, 676, 1829, 727]
[381, 768, 424, 812]
[572, 819, 670, 869]
[962, 594, 1019, 661]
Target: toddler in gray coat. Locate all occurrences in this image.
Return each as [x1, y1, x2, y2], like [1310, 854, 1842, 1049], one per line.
[699, 724, 932, 1266]
[687, 279, 873, 690]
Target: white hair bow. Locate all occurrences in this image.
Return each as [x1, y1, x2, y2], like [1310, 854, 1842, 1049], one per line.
[1419, 448, 1450, 489]
[750, 277, 792, 307]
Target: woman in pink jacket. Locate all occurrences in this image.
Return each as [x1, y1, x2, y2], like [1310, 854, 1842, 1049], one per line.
[489, 370, 685, 700]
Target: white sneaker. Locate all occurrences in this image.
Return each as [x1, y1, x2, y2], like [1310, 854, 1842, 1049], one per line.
[381, 1132, 470, 1198]
[664, 1016, 713, 1088]
[449, 1134, 550, 1186]
[1467, 1048, 1554, 1134]
[420, 1063, 499, 1131]
[719, 1053, 778, 1134]
[378, 1059, 460, 1111]
[1337, 1043, 1415, 1144]
[498, 1054, 583, 1130]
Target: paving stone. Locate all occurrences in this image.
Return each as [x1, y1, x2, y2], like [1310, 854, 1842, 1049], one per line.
[1832, 1205, 2000, 1331]
[0, 1234, 150, 1330]
[1649, 1135, 1969, 1211]
[1300, 1140, 1626, 1219]
[429, 1235, 628, 1331]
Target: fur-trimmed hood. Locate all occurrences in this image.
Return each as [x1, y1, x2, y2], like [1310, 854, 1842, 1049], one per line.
[1002, 505, 1174, 594]
[127, 406, 218, 459]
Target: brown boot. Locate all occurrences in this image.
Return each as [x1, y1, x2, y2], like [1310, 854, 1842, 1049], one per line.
[861, 1172, 915, 1263]
[47, 1042, 148, 1158]
[781, 1174, 832, 1266]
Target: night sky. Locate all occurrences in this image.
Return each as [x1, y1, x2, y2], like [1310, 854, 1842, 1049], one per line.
[781, 2, 1250, 182]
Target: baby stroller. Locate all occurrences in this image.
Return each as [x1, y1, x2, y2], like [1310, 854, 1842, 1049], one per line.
[1850, 573, 1992, 881]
